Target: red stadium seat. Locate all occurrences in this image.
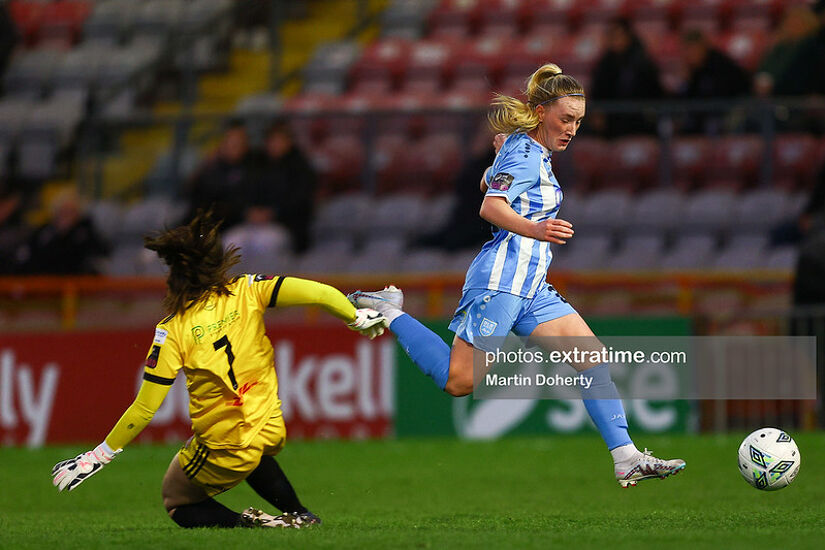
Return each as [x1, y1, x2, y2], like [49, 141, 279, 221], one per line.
[607, 136, 660, 188]
[450, 36, 508, 92]
[710, 135, 764, 185]
[476, 0, 527, 38]
[38, 1, 92, 49]
[408, 132, 464, 190]
[283, 93, 342, 142]
[351, 38, 412, 85]
[500, 33, 569, 87]
[678, 0, 732, 33]
[630, 0, 678, 34]
[372, 134, 413, 192]
[401, 39, 455, 93]
[773, 134, 821, 187]
[729, 0, 780, 31]
[553, 30, 602, 79]
[579, 0, 638, 35]
[428, 0, 480, 39]
[714, 30, 768, 71]
[529, 0, 585, 36]
[313, 135, 366, 192]
[672, 136, 712, 185]
[570, 137, 608, 188]
[9, 1, 45, 46]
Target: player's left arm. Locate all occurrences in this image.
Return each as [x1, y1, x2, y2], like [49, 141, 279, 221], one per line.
[271, 276, 386, 338]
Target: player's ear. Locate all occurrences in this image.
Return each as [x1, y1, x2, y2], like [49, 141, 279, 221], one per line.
[534, 103, 545, 123]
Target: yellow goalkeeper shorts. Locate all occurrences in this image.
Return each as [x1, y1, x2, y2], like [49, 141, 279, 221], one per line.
[177, 410, 286, 497]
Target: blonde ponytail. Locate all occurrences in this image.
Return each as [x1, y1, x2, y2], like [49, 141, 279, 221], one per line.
[488, 63, 585, 134]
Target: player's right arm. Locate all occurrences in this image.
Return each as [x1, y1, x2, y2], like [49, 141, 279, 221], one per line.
[480, 197, 574, 244]
[52, 324, 182, 492]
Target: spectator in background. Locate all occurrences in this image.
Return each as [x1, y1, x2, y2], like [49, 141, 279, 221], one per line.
[416, 121, 495, 251]
[223, 205, 291, 274]
[589, 17, 664, 137]
[251, 121, 317, 254]
[754, 5, 821, 97]
[0, 1, 18, 83]
[15, 188, 109, 274]
[679, 30, 751, 133]
[0, 180, 29, 274]
[185, 120, 255, 230]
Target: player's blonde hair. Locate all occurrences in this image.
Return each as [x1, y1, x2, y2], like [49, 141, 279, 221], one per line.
[145, 210, 241, 315]
[488, 63, 585, 134]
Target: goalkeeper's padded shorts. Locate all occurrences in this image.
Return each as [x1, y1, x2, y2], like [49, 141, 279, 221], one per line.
[177, 409, 286, 497]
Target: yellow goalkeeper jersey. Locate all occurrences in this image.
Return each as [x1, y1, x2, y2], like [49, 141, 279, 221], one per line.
[145, 274, 287, 449]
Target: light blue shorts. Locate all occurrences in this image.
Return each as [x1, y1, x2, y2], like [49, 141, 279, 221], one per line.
[448, 284, 577, 351]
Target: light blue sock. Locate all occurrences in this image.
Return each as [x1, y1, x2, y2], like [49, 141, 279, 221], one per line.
[580, 363, 633, 450]
[389, 313, 450, 390]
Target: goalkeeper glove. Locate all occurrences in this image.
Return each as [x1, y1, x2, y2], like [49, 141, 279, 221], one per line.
[347, 308, 387, 339]
[52, 442, 121, 492]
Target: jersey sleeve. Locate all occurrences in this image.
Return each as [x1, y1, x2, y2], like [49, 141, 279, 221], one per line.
[485, 136, 539, 204]
[143, 322, 183, 386]
[104, 380, 171, 450]
[240, 273, 285, 310]
[274, 277, 357, 322]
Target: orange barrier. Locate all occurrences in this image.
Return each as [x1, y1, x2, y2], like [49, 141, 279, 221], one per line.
[0, 271, 793, 330]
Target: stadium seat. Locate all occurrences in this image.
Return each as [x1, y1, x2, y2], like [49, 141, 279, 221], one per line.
[312, 192, 374, 242]
[401, 248, 448, 272]
[529, 0, 583, 37]
[711, 135, 764, 185]
[476, 0, 526, 38]
[450, 36, 507, 92]
[312, 135, 366, 191]
[408, 133, 463, 190]
[303, 40, 362, 96]
[773, 134, 821, 187]
[682, 187, 737, 231]
[359, 235, 408, 259]
[38, 1, 92, 49]
[83, 0, 139, 45]
[763, 246, 798, 270]
[607, 234, 666, 270]
[715, 30, 768, 71]
[729, 0, 778, 31]
[712, 234, 768, 270]
[659, 234, 717, 269]
[679, 0, 730, 33]
[297, 240, 356, 274]
[380, 0, 439, 39]
[2, 48, 64, 99]
[88, 200, 124, 240]
[577, 189, 633, 230]
[569, 137, 608, 188]
[630, 0, 677, 36]
[401, 39, 454, 93]
[372, 193, 426, 236]
[672, 136, 712, 185]
[427, 0, 479, 39]
[607, 136, 660, 187]
[17, 95, 85, 180]
[560, 233, 613, 270]
[132, 0, 185, 42]
[733, 188, 789, 231]
[9, 0, 46, 47]
[628, 188, 685, 231]
[0, 98, 34, 144]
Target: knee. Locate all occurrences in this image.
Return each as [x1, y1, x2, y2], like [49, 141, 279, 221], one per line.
[444, 375, 473, 397]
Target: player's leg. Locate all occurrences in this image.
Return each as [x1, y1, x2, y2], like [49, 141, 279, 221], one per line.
[348, 286, 507, 397]
[521, 289, 685, 486]
[161, 452, 241, 528]
[244, 412, 321, 525]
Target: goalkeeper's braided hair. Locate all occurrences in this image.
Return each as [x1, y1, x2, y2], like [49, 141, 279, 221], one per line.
[144, 210, 240, 315]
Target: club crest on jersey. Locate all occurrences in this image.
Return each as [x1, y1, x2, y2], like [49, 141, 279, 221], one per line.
[479, 318, 498, 337]
[490, 172, 514, 191]
[145, 345, 161, 369]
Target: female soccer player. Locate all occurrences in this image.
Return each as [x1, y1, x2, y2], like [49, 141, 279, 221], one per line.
[350, 63, 685, 488]
[52, 211, 386, 527]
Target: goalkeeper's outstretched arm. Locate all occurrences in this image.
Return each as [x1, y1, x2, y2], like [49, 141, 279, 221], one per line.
[52, 380, 170, 492]
[273, 277, 386, 339]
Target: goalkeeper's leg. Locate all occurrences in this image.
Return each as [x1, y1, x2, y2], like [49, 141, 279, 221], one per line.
[162, 453, 241, 528]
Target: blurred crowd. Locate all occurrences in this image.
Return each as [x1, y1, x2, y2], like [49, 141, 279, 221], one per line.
[2, 1, 825, 276]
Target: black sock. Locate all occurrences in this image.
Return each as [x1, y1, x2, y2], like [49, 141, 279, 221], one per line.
[246, 455, 308, 514]
[171, 499, 241, 528]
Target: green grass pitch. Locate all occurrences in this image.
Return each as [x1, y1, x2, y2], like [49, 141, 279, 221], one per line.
[2, 434, 824, 549]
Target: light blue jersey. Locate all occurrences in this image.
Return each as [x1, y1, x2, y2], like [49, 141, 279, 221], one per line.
[463, 132, 563, 299]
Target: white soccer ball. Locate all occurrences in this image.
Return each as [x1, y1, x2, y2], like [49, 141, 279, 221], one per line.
[737, 427, 801, 491]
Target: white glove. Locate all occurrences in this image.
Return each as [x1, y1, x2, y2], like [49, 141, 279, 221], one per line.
[52, 442, 121, 492]
[347, 308, 387, 340]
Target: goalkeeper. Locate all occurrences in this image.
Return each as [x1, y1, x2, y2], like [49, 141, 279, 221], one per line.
[51, 211, 386, 529]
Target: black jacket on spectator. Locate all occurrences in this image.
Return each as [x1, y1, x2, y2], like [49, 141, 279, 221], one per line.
[251, 146, 317, 254]
[590, 39, 664, 137]
[17, 217, 109, 275]
[186, 156, 255, 229]
[683, 48, 751, 99]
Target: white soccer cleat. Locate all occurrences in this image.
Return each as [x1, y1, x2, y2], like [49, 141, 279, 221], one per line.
[240, 507, 298, 528]
[615, 449, 686, 488]
[347, 285, 404, 314]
